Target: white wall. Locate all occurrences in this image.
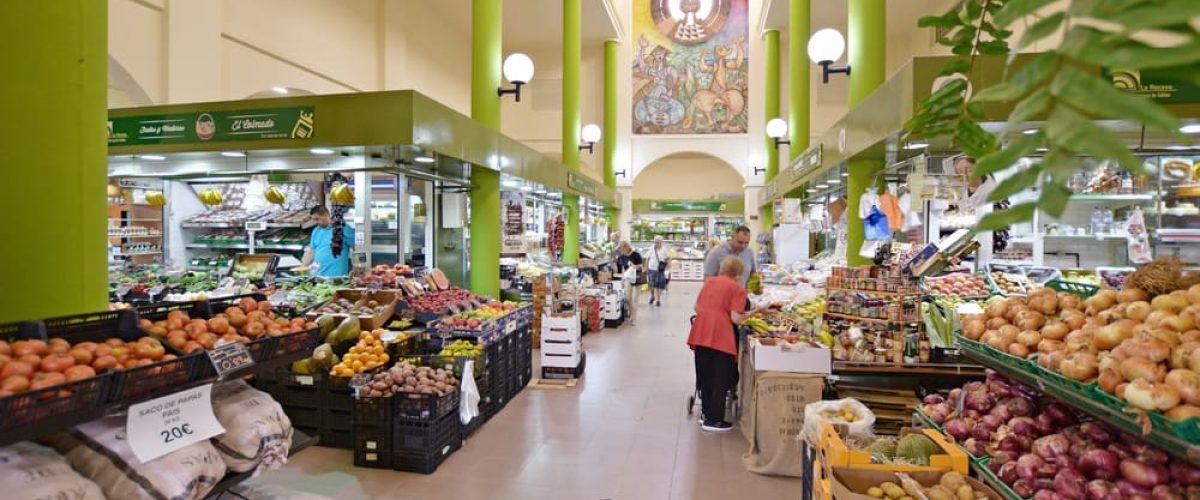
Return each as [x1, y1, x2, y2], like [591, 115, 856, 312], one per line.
[633, 156, 746, 200]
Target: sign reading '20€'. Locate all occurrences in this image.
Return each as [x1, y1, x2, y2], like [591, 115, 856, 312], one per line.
[108, 106, 315, 146]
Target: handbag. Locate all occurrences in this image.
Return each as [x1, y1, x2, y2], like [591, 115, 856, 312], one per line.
[654, 249, 667, 273]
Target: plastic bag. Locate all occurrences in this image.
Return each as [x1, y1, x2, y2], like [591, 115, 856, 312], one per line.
[864, 206, 891, 241]
[460, 359, 481, 425]
[1126, 206, 1152, 264]
[802, 398, 876, 443]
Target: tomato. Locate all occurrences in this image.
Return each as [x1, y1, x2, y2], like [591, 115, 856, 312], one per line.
[104, 338, 124, 348]
[239, 297, 257, 314]
[12, 340, 47, 357]
[138, 318, 153, 330]
[91, 355, 118, 372]
[183, 341, 203, 354]
[18, 354, 41, 366]
[0, 341, 11, 356]
[48, 338, 71, 354]
[166, 331, 187, 350]
[93, 344, 113, 358]
[166, 310, 188, 323]
[1, 361, 33, 379]
[74, 341, 98, 353]
[29, 372, 67, 391]
[64, 365, 96, 382]
[184, 322, 207, 337]
[257, 301, 273, 313]
[0, 375, 29, 393]
[165, 318, 184, 331]
[67, 348, 93, 366]
[196, 333, 216, 350]
[244, 322, 265, 339]
[208, 317, 230, 334]
[39, 353, 76, 373]
[135, 341, 165, 360]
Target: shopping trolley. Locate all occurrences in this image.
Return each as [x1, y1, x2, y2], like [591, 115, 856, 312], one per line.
[685, 315, 742, 420]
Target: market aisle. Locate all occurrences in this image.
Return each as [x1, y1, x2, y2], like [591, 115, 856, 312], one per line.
[245, 282, 799, 500]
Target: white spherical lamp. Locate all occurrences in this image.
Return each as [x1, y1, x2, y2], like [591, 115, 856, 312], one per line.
[766, 118, 789, 139]
[581, 124, 602, 144]
[809, 29, 851, 83]
[502, 53, 535, 84]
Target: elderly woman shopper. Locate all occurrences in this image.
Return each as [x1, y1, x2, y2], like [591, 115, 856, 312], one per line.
[646, 236, 670, 306]
[687, 255, 776, 432]
[615, 241, 644, 326]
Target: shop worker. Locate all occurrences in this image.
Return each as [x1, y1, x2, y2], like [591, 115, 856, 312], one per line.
[299, 205, 355, 277]
[703, 225, 756, 286]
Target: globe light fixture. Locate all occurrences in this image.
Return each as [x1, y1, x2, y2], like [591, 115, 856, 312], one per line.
[766, 118, 790, 149]
[808, 28, 851, 84]
[579, 123, 602, 153]
[498, 53, 535, 101]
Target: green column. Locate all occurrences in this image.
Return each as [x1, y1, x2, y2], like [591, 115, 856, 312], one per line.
[561, 0, 581, 266]
[761, 29, 780, 234]
[790, 0, 811, 159]
[469, 0, 501, 296]
[0, 1, 106, 322]
[603, 40, 620, 230]
[845, 0, 886, 266]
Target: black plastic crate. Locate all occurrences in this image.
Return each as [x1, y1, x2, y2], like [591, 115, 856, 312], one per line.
[316, 427, 353, 449]
[282, 405, 322, 428]
[259, 368, 322, 409]
[325, 407, 353, 432]
[394, 389, 460, 421]
[353, 426, 393, 469]
[392, 412, 463, 474]
[353, 395, 392, 426]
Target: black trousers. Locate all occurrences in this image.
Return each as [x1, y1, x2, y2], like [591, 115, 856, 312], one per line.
[694, 345, 737, 423]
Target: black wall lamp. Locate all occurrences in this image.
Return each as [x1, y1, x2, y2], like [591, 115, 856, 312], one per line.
[808, 28, 851, 84]
[615, 170, 627, 178]
[498, 53, 534, 101]
[766, 118, 790, 149]
[579, 124, 601, 154]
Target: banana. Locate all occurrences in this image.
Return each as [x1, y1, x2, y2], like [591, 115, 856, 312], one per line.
[330, 183, 355, 205]
[265, 186, 286, 204]
[145, 191, 166, 206]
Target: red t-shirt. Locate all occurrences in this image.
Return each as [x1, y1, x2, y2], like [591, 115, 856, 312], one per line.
[687, 275, 747, 357]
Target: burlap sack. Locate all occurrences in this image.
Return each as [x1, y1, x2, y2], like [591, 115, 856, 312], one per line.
[741, 372, 824, 477]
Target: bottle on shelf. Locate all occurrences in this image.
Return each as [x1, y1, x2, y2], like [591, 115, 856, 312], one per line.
[1102, 208, 1115, 236]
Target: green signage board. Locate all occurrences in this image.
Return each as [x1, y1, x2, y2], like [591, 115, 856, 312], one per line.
[567, 172, 598, 197]
[107, 106, 315, 146]
[1107, 68, 1200, 104]
[649, 200, 729, 212]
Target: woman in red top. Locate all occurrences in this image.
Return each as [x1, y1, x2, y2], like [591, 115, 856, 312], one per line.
[688, 256, 775, 432]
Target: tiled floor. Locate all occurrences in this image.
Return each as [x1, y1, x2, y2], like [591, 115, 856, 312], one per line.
[243, 282, 800, 500]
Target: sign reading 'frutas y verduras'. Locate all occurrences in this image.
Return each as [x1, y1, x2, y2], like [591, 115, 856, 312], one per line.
[108, 107, 315, 146]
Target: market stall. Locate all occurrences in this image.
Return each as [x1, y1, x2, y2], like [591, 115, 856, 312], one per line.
[630, 199, 746, 282]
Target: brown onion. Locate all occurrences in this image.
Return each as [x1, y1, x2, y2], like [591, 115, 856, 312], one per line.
[1188, 284, 1200, 305]
[1096, 320, 1135, 350]
[987, 317, 1009, 330]
[1118, 288, 1150, 304]
[1009, 343, 1031, 358]
[1099, 368, 1123, 393]
[987, 299, 1009, 319]
[1038, 339, 1064, 354]
[1124, 379, 1180, 411]
[1120, 356, 1165, 383]
[1126, 301, 1152, 322]
[1060, 352, 1100, 381]
[1124, 338, 1172, 363]
[1165, 369, 1200, 405]
[1160, 313, 1196, 333]
[1153, 294, 1189, 314]
[1063, 311, 1086, 330]
[1017, 330, 1042, 348]
[1173, 342, 1200, 369]
[1042, 321, 1069, 341]
[1059, 294, 1082, 311]
[1166, 404, 1200, 421]
[963, 319, 986, 340]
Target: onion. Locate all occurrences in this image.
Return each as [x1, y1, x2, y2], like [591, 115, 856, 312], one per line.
[1009, 343, 1032, 358]
[1033, 434, 1070, 459]
[1063, 311, 1086, 331]
[1007, 396, 1036, 417]
[1055, 468, 1088, 499]
[944, 417, 971, 441]
[1045, 403, 1079, 428]
[964, 318, 987, 339]
[1130, 442, 1169, 465]
[922, 393, 945, 405]
[1164, 369, 1200, 405]
[1085, 479, 1122, 500]
[1033, 490, 1067, 500]
[1040, 338, 1066, 354]
[990, 402, 1013, 421]
[987, 299, 1009, 319]
[999, 434, 1031, 454]
[1152, 293, 1189, 314]
[1017, 454, 1044, 481]
[991, 450, 1018, 466]
[1120, 356, 1166, 383]
[965, 391, 996, 412]
[1120, 288, 1151, 303]
[1147, 328, 1182, 348]
[1034, 413, 1055, 434]
[999, 461, 1020, 483]
[963, 409, 982, 419]
[1120, 458, 1172, 488]
[1078, 449, 1120, 480]
[1124, 338, 1172, 363]
[1116, 479, 1153, 496]
[1126, 301, 1153, 321]
[1079, 422, 1114, 446]
[1097, 320, 1136, 350]
[963, 438, 988, 457]
[1169, 462, 1200, 486]
[1151, 484, 1186, 500]
[1124, 379, 1181, 411]
[1011, 478, 1036, 497]
[1009, 416, 1037, 436]
[1171, 342, 1200, 369]
[1043, 322, 1070, 342]
[1069, 440, 1098, 460]
[948, 388, 963, 403]
[1099, 368, 1123, 394]
[973, 422, 994, 441]
[1060, 352, 1100, 381]
[1017, 310, 1047, 332]
[1166, 404, 1200, 421]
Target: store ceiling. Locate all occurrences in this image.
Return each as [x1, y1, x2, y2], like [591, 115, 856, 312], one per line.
[760, 0, 946, 36]
[425, 0, 622, 50]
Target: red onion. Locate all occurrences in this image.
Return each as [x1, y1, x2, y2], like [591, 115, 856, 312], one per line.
[999, 434, 1031, 453]
[1078, 449, 1120, 481]
[1169, 462, 1200, 486]
[963, 408, 983, 419]
[1005, 395, 1036, 417]
[1078, 422, 1114, 446]
[989, 379, 1013, 396]
[1055, 455, 1077, 473]
[1034, 413, 1055, 434]
[991, 450, 1018, 466]
[949, 387, 963, 403]
[1055, 469, 1087, 499]
[1012, 478, 1036, 497]
[963, 438, 988, 457]
[1070, 440, 1099, 460]
[1186, 486, 1200, 498]
[944, 417, 971, 441]
[1017, 454, 1045, 481]
[1036, 477, 1056, 491]
[965, 381, 986, 393]
[979, 414, 1004, 432]
[1130, 442, 1170, 465]
[1120, 459, 1172, 488]
[1034, 491, 1067, 500]
[986, 369, 1004, 382]
[1045, 403, 1079, 428]
[1009, 416, 1037, 436]
[988, 457, 1003, 474]
[991, 402, 1014, 421]
[1117, 479, 1152, 496]
[1110, 442, 1133, 460]
[1061, 425, 1084, 442]
[1085, 479, 1122, 500]
[922, 393, 945, 405]
[965, 391, 996, 412]
[1034, 434, 1070, 459]
[999, 461, 1020, 483]
[1151, 484, 1186, 500]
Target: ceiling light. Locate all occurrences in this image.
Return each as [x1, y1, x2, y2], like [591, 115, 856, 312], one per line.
[1022, 129, 1038, 135]
[140, 154, 165, 161]
[310, 148, 334, 155]
[904, 142, 928, 150]
[499, 53, 535, 101]
[806, 188, 817, 193]
[581, 124, 602, 144]
[520, 186, 533, 192]
[841, 172, 848, 177]
[828, 179, 841, 184]
[808, 28, 850, 83]
[815, 183, 829, 189]
[1181, 124, 1200, 134]
[271, 86, 288, 94]
[221, 151, 246, 158]
[414, 156, 436, 164]
[766, 118, 789, 139]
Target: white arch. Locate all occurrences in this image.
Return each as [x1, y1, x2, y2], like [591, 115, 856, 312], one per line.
[108, 54, 154, 107]
[244, 87, 317, 99]
[629, 136, 751, 183]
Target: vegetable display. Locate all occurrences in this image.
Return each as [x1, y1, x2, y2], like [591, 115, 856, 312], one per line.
[961, 288, 1083, 361]
[0, 336, 175, 397]
[139, 298, 314, 354]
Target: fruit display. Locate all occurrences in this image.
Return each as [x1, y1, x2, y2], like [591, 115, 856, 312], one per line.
[789, 297, 826, 323]
[442, 301, 520, 328]
[360, 359, 459, 398]
[408, 288, 484, 314]
[438, 340, 483, 361]
[990, 271, 1032, 296]
[198, 188, 225, 206]
[961, 288, 1085, 360]
[330, 330, 389, 377]
[330, 183, 354, 205]
[860, 471, 992, 500]
[924, 274, 991, 298]
[353, 263, 415, 289]
[139, 297, 315, 354]
[0, 336, 175, 396]
[270, 279, 342, 312]
[264, 186, 286, 205]
[313, 297, 357, 315]
[145, 191, 166, 206]
[1062, 270, 1102, 287]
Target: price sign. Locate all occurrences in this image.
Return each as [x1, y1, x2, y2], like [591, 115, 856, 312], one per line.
[505, 320, 517, 334]
[126, 384, 225, 463]
[206, 342, 255, 378]
[955, 303, 985, 315]
[245, 221, 267, 231]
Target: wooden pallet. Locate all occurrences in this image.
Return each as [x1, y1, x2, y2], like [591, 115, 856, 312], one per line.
[530, 378, 578, 389]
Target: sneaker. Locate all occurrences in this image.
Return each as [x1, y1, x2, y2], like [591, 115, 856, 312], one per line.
[701, 420, 733, 432]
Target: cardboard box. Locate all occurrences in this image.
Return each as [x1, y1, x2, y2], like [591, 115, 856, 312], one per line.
[597, 271, 612, 283]
[750, 338, 832, 374]
[830, 468, 1003, 500]
[307, 290, 397, 331]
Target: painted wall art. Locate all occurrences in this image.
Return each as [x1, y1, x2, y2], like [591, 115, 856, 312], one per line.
[632, 0, 749, 135]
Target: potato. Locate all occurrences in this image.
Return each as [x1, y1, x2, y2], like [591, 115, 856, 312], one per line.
[867, 487, 884, 498]
[926, 485, 955, 500]
[956, 485, 974, 500]
[938, 471, 967, 491]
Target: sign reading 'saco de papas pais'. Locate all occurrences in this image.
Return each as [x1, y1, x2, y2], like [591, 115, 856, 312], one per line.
[108, 106, 314, 146]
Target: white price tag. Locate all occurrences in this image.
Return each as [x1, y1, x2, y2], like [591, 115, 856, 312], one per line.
[955, 303, 985, 315]
[126, 384, 225, 464]
[505, 320, 517, 334]
[387, 221, 397, 230]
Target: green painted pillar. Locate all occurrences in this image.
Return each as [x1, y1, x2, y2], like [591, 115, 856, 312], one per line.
[845, 0, 886, 266]
[790, 0, 811, 160]
[1, 1, 106, 321]
[561, 0, 581, 266]
[603, 40, 619, 190]
[468, 0, 502, 296]
[761, 29, 780, 234]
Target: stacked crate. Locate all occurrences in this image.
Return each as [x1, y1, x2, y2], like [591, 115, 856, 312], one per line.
[541, 312, 583, 379]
